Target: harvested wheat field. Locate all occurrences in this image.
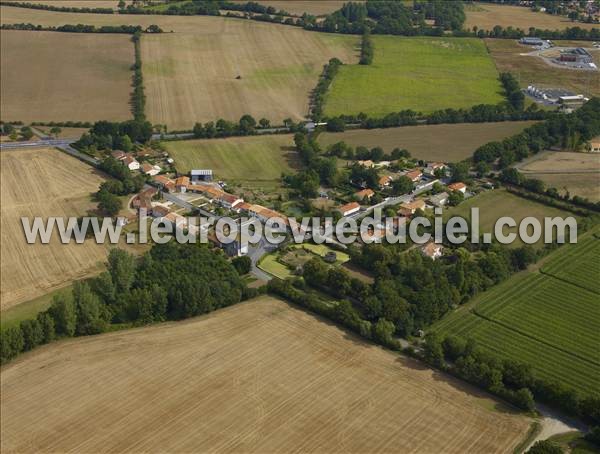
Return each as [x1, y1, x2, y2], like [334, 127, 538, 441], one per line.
[142, 19, 358, 129]
[318, 121, 538, 162]
[1, 296, 532, 453]
[517, 151, 600, 201]
[0, 148, 108, 310]
[465, 3, 599, 31]
[0, 30, 133, 123]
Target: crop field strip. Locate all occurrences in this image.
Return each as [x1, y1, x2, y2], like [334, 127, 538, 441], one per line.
[1, 297, 532, 453]
[540, 234, 600, 294]
[434, 231, 600, 394]
[324, 36, 504, 118]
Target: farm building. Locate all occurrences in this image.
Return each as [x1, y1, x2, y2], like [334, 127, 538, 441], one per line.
[248, 204, 289, 226]
[338, 202, 361, 216]
[191, 169, 213, 182]
[589, 137, 600, 152]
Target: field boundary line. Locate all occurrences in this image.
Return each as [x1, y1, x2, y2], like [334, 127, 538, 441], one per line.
[538, 269, 600, 296]
[470, 308, 600, 368]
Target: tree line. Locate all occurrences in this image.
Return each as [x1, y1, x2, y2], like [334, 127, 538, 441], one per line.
[131, 31, 146, 122]
[0, 23, 163, 34]
[359, 28, 373, 65]
[192, 114, 275, 138]
[310, 58, 343, 122]
[1, 243, 252, 365]
[2, 1, 114, 14]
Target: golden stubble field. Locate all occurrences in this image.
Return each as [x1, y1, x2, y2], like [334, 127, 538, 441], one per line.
[1, 296, 532, 453]
[465, 3, 599, 31]
[0, 148, 108, 310]
[141, 19, 358, 129]
[0, 30, 133, 123]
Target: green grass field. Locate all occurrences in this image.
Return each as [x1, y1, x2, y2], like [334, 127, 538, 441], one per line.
[324, 36, 504, 118]
[433, 230, 600, 395]
[443, 189, 578, 248]
[164, 135, 298, 189]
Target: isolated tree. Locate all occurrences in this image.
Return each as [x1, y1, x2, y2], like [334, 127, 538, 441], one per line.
[258, 118, 270, 129]
[49, 126, 62, 138]
[391, 176, 413, 195]
[20, 126, 34, 141]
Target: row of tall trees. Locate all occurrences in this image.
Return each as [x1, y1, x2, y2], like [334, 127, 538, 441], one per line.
[0, 23, 162, 34]
[1, 244, 246, 364]
[359, 28, 374, 65]
[310, 58, 343, 122]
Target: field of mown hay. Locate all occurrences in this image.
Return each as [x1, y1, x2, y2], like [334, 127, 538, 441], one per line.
[165, 134, 299, 186]
[485, 39, 600, 98]
[1, 296, 532, 453]
[318, 121, 537, 162]
[324, 36, 504, 118]
[0, 30, 133, 123]
[465, 3, 599, 31]
[5, 0, 129, 8]
[517, 151, 600, 202]
[0, 148, 108, 310]
[141, 21, 358, 129]
[434, 231, 600, 395]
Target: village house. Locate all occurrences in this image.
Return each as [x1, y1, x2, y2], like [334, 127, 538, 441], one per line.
[234, 201, 252, 214]
[355, 188, 375, 201]
[398, 199, 426, 217]
[448, 182, 467, 194]
[424, 162, 447, 176]
[123, 155, 140, 171]
[404, 169, 423, 182]
[338, 201, 361, 217]
[590, 137, 600, 152]
[175, 176, 190, 193]
[142, 163, 161, 176]
[379, 175, 393, 189]
[132, 187, 157, 214]
[421, 241, 443, 260]
[429, 192, 449, 207]
[248, 204, 289, 226]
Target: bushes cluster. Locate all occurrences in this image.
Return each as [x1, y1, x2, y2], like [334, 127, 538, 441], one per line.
[499, 72, 525, 111]
[74, 120, 153, 152]
[1, 244, 247, 364]
[310, 58, 342, 122]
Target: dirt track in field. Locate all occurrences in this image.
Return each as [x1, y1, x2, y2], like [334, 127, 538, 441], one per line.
[0, 148, 108, 310]
[1, 297, 532, 453]
[0, 30, 133, 123]
[141, 20, 358, 129]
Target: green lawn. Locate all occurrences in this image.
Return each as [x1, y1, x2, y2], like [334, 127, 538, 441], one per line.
[432, 229, 600, 395]
[1, 286, 70, 331]
[295, 243, 350, 264]
[258, 254, 294, 279]
[443, 189, 578, 248]
[164, 135, 299, 188]
[324, 36, 504, 117]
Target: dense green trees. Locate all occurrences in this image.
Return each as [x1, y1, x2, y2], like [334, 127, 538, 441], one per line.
[359, 28, 374, 65]
[232, 256, 252, 275]
[1, 244, 246, 364]
[192, 115, 263, 139]
[311, 58, 342, 122]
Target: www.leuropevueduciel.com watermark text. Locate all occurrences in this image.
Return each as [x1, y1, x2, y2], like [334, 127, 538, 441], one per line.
[20, 208, 578, 247]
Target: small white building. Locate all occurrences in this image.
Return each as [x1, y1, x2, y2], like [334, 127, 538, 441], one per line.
[123, 156, 140, 171]
[429, 192, 449, 207]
